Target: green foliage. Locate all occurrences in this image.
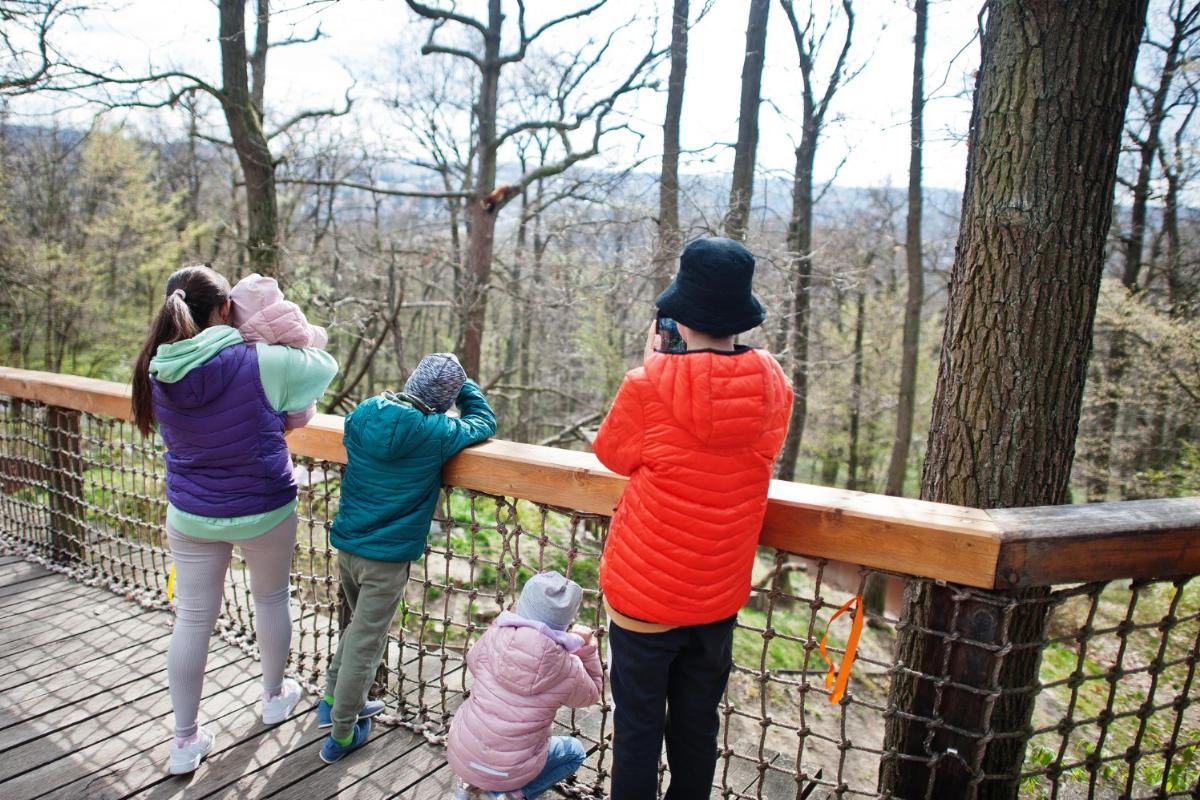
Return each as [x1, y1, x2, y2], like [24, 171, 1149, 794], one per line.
[0, 127, 206, 379]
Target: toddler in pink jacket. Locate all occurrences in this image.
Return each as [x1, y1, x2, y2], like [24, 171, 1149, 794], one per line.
[230, 273, 328, 429]
[447, 571, 602, 799]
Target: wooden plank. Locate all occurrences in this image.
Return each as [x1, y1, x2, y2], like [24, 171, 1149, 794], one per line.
[0, 595, 151, 649]
[107, 698, 319, 800]
[2, 671, 262, 800]
[391, 760, 457, 800]
[0, 572, 57, 602]
[0, 585, 120, 631]
[0, 625, 171, 706]
[256, 726, 425, 800]
[0, 579, 96, 614]
[0, 560, 53, 589]
[0, 367, 134, 421]
[0, 610, 172, 681]
[0, 644, 246, 754]
[199, 720, 422, 799]
[761, 480, 1003, 588]
[444, 438, 626, 517]
[991, 497, 1200, 588]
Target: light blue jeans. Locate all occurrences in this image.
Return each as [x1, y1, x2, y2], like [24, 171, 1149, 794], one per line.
[520, 736, 586, 799]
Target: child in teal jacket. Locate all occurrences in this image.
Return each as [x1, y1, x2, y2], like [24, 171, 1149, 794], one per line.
[319, 353, 496, 764]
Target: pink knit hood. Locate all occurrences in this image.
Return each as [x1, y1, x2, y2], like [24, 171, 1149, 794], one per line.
[230, 274, 328, 349]
[446, 612, 603, 792]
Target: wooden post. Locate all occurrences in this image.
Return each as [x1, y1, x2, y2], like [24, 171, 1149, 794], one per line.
[45, 405, 85, 562]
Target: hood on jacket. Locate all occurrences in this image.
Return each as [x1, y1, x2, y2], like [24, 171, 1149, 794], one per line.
[495, 611, 584, 652]
[478, 624, 579, 698]
[642, 347, 788, 447]
[148, 325, 245, 407]
[346, 393, 440, 461]
[232, 273, 327, 349]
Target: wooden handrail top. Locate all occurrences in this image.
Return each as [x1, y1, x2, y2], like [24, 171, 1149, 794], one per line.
[2, 366, 1198, 590]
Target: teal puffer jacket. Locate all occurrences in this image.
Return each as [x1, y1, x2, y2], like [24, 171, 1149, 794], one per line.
[331, 381, 496, 562]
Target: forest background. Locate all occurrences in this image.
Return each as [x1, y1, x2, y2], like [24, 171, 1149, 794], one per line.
[1, 0, 1197, 503]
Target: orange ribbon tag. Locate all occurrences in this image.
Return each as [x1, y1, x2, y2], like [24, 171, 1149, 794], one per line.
[818, 594, 864, 704]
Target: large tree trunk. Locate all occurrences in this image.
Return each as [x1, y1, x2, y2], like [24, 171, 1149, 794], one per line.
[723, 0, 769, 241]
[653, 0, 689, 293]
[880, 2, 1147, 798]
[218, 0, 280, 277]
[461, 0, 503, 379]
[884, 0, 927, 498]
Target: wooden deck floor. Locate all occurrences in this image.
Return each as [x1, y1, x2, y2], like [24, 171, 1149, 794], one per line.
[0, 554, 460, 800]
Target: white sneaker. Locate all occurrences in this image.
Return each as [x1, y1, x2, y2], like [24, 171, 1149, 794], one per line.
[261, 678, 303, 724]
[168, 726, 216, 775]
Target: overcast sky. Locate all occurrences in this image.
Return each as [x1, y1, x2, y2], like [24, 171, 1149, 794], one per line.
[10, 0, 984, 192]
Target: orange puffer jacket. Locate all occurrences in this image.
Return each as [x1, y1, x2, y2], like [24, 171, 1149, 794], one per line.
[594, 347, 792, 626]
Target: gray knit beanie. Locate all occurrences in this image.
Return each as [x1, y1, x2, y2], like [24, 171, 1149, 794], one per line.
[403, 353, 467, 414]
[516, 571, 583, 632]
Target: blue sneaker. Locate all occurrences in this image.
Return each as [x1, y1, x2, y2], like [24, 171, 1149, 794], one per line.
[319, 717, 371, 764]
[315, 697, 387, 728]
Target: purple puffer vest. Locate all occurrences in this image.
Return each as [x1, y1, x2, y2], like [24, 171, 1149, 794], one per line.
[151, 343, 296, 517]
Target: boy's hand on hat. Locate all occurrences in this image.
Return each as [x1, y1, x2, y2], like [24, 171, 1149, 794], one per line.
[643, 319, 661, 363]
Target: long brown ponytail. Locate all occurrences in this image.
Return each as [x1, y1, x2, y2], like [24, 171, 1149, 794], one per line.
[132, 265, 232, 436]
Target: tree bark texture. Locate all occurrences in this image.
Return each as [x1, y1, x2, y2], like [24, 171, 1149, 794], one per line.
[885, 0, 927, 498]
[880, 2, 1148, 798]
[219, 0, 280, 277]
[653, 0, 689, 293]
[461, 0, 504, 379]
[723, 0, 769, 241]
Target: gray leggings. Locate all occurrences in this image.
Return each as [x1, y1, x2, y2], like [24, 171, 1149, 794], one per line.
[166, 512, 297, 738]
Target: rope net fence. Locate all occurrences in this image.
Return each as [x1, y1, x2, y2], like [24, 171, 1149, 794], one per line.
[0, 397, 1196, 799]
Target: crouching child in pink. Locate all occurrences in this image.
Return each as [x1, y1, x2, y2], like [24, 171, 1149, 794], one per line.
[447, 571, 602, 800]
[230, 273, 329, 429]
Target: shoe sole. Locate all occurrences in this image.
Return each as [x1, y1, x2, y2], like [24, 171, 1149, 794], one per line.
[316, 706, 385, 729]
[168, 735, 217, 775]
[319, 742, 366, 764]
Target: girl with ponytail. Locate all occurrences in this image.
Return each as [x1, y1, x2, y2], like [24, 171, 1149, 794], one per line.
[132, 265, 338, 774]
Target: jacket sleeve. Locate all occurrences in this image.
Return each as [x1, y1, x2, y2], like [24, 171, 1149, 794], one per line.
[439, 381, 498, 460]
[256, 343, 338, 413]
[562, 641, 604, 709]
[592, 373, 645, 476]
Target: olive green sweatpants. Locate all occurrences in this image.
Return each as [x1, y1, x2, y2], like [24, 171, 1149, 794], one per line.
[324, 551, 411, 740]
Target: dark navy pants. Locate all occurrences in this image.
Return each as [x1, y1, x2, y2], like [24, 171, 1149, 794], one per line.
[607, 615, 736, 799]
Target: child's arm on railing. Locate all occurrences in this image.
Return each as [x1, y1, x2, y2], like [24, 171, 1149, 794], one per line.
[439, 381, 497, 458]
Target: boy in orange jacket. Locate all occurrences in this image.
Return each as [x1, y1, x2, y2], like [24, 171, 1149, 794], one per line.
[593, 237, 793, 799]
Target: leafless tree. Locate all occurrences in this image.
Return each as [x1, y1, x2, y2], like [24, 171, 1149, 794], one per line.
[885, 0, 928, 497]
[775, 0, 857, 480]
[653, 0, 690, 291]
[723, 0, 769, 241]
[402, 0, 661, 378]
[35, 0, 351, 277]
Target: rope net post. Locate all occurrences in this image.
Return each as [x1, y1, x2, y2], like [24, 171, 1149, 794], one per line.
[880, 581, 1053, 799]
[45, 405, 85, 563]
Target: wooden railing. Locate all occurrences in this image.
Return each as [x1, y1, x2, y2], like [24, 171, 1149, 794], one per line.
[1, 365, 1198, 800]
[4, 366, 1197, 590]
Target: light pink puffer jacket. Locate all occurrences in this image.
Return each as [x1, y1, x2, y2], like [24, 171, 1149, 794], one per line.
[230, 274, 328, 429]
[230, 274, 328, 349]
[446, 613, 603, 792]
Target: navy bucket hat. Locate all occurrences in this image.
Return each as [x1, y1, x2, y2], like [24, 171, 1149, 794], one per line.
[654, 237, 766, 336]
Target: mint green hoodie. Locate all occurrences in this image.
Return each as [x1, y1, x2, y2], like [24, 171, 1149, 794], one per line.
[149, 326, 338, 540]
